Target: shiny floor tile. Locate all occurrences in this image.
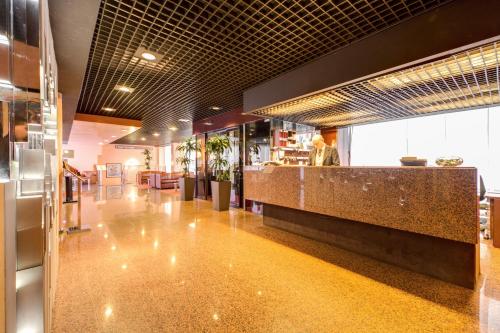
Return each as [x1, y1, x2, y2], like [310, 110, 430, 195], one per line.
[52, 185, 500, 332]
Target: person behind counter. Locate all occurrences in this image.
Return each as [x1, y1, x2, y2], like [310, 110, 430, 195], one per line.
[308, 134, 340, 166]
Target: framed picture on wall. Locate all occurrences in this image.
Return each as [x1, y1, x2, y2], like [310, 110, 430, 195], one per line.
[106, 163, 122, 178]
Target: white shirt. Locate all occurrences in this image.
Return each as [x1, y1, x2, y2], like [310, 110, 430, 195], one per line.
[315, 147, 325, 166]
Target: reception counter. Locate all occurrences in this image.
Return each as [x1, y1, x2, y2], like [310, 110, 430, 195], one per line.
[244, 166, 479, 288]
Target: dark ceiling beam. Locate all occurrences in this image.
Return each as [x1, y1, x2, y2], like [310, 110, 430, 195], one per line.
[192, 107, 263, 135]
[243, 0, 500, 113]
[48, 0, 101, 143]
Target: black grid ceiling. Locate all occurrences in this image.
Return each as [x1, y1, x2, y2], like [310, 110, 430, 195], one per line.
[77, 0, 449, 138]
[250, 41, 500, 127]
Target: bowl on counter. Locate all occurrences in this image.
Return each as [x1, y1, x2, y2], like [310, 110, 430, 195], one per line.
[400, 156, 427, 167]
[435, 156, 463, 167]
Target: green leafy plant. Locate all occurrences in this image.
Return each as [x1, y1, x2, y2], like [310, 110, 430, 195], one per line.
[143, 149, 152, 170]
[206, 134, 232, 182]
[248, 143, 261, 156]
[176, 137, 199, 177]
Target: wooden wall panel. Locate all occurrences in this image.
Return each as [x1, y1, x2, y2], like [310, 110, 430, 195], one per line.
[74, 113, 142, 127]
[320, 127, 337, 147]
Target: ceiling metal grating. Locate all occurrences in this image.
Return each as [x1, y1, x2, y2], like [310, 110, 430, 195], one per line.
[76, 0, 449, 138]
[250, 41, 500, 127]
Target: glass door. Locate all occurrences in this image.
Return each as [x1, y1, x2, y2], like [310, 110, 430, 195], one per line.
[227, 128, 242, 208]
[195, 134, 207, 199]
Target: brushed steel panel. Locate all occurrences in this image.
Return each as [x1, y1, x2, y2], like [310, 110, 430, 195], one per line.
[16, 196, 43, 270]
[1, 182, 17, 333]
[19, 149, 45, 180]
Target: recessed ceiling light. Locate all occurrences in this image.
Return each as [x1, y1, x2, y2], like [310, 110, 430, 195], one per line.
[141, 137, 146, 141]
[102, 107, 116, 112]
[210, 106, 222, 111]
[141, 52, 156, 61]
[153, 132, 160, 137]
[104, 139, 109, 142]
[203, 122, 213, 126]
[169, 127, 178, 131]
[115, 85, 134, 93]
[98, 142, 103, 145]
[121, 129, 128, 132]
[134, 47, 163, 63]
[111, 135, 117, 138]
[178, 119, 190, 122]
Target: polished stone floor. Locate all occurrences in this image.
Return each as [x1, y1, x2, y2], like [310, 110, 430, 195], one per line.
[52, 185, 500, 332]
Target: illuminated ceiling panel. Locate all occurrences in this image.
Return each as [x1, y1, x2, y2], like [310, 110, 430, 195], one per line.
[250, 41, 500, 127]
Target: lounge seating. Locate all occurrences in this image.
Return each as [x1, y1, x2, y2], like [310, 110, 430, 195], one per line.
[80, 170, 97, 189]
[81, 171, 97, 184]
[137, 171, 162, 187]
[155, 172, 183, 189]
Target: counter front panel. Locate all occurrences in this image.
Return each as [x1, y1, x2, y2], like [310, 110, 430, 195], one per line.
[244, 166, 478, 244]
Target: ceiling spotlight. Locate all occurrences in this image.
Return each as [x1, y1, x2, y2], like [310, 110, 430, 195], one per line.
[98, 142, 103, 145]
[178, 119, 190, 122]
[141, 137, 146, 141]
[134, 47, 163, 63]
[104, 139, 109, 142]
[141, 52, 156, 61]
[203, 122, 213, 126]
[115, 85, 134, 93]
[210, 106, 222, 111]
[111, 135, 117, 138]
[153, 132, 160, 137]
[121, 129, 128, 132]
[102, 107, 116, 112]
[169, 127, 178, 131]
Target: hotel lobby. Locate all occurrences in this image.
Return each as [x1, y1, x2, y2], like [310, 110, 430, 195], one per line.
[1, 0, 500, 332]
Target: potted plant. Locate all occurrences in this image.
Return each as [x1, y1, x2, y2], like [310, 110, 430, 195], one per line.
[206, 134, 232, 211]
[143, 149, 152, 170]
[176, 137, 199, 201]
[248, 143, 261, 165]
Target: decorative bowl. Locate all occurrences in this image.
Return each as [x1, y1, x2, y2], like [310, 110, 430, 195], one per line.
[435, 156, 463, 167]
[400, 158, 427, 166]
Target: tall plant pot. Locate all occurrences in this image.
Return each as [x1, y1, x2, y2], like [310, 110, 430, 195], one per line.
[179, 177, 195, 201]
[211, 180, 231, 211]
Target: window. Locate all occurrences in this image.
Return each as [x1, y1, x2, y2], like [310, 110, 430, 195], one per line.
[351, 106, 500, 191]
[164, 145, 172, 173]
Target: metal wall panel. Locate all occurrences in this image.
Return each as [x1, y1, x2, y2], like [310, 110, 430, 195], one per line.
[16, 195, 43, 270]
[1, 181, 17, 333]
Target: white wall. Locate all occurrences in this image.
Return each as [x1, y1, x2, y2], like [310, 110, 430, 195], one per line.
[97, 145, 158, 184]
[62, 141, 100, 171]
[63, 141, 162, 184]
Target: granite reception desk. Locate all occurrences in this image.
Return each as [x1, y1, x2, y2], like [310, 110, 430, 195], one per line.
[244, 166, 479, 288]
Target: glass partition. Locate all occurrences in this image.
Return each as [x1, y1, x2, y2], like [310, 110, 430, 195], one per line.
[226, 128, 242, 207]
[244, 119, 271, 166]
[195, 133, 207, 199]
